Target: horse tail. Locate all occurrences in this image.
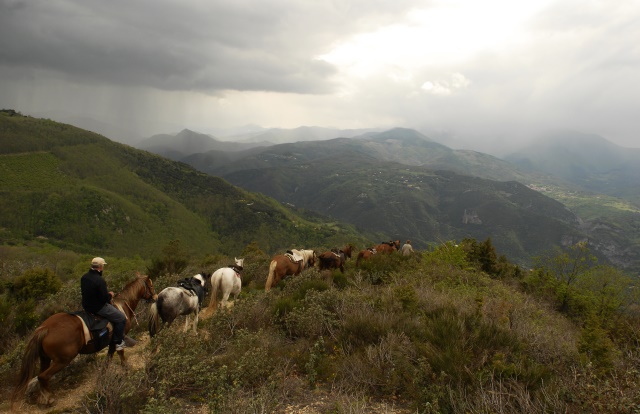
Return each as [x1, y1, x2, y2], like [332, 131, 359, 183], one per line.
[12, 326, 47, 406]
[318, 256, 330, 271]
[210, 274, 219, 310]
[148, 301, 160, 337]
[356, 251, 364, 267]
[265, 260, 277, 292]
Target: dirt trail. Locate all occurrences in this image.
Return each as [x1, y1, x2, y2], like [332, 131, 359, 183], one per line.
[1, 334, 150, 414]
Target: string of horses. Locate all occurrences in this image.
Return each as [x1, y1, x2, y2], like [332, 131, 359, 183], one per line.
[11, 240, 402, 408]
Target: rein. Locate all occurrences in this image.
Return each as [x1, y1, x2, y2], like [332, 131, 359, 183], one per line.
[125, 302, 140, 326]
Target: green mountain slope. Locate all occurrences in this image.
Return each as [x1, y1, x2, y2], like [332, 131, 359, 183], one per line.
[219, 151, 584, 266]
[120, 126, 640, 271]
[0, 111, 367, 257]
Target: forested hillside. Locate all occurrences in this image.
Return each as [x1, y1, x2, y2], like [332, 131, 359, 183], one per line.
[0, 111, 368, 257]
[172, 128, 640, 272]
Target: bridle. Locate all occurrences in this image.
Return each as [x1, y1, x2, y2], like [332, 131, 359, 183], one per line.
[142, 277, 156, 303]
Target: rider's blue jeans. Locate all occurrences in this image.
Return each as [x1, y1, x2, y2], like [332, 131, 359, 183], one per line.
[96, 303, 126, 344]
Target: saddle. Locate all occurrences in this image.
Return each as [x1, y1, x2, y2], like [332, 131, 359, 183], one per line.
[178, 277, 205, 305]
[285, 250, 303, 263]
[70, 310, 111, 351]
[229, 264, 243, 278]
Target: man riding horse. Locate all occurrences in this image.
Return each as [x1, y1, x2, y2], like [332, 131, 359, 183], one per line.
[80, 257, 127, 351]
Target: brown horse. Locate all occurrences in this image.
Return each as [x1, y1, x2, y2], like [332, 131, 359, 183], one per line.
[265, 249, 316, 291]
[356, 240, 400, 266]
[318, 244, 355, 273]
[375, 240, 401, 253]
[340, 243, 355, 260]
[318, 250, 347, 273]
[12, 274, 156, 407]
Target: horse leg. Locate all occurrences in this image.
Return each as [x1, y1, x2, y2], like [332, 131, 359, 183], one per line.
[221, 290, 232, 309]
[36, 358, 70, 406]
[183, 314, 191, 332]
[192, 309, 199, 333]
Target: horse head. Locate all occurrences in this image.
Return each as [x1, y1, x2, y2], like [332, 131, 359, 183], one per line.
[234, 257, 245, 269]
[341, 244, 354, 259]
[140, 274, 157, 303]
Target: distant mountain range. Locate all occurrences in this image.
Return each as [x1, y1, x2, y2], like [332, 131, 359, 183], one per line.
[505, 130, 640, 204]
[135, 125, 640, 271]
[5, 111, 636, 271]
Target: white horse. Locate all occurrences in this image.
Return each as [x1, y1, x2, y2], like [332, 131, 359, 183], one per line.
[209, 258, 244, 311]
[148, 273, 211, 337]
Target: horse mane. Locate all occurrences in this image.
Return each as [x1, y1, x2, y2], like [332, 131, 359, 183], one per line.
[114, 275, 148, 305]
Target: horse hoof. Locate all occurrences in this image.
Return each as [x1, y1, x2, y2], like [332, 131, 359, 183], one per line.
[37, 395, 55, 406]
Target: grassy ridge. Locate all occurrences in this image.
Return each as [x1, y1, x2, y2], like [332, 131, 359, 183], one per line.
[0, 242, 638, 413]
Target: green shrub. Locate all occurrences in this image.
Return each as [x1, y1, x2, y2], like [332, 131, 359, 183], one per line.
[332, 272, 349, 289]
[423, 241, 470, 269]
[283, 290, 339, 340]
[284, 275, 330, 301]
[146, 240, 189, 278]
[13, 299, 39, 334]
[273, 296, 298, 317]
[10, 267, 62, 301]
[420, 306, 527, 385]
[339, 299, 400, 350]
[393, 284, 418, 311]
[578, 314, 618, 370]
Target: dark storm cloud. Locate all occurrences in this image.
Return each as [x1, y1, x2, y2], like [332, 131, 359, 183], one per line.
[0, 0, 415, 94]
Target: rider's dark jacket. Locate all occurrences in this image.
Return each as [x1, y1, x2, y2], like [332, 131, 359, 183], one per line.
[81, 268, 112, 314]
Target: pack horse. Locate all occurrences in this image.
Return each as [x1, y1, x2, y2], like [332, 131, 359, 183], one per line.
[265, 249, 316, 291]
[318, 244, 354, 273]
[356, 240, 400, 266]
[148, 273, 211, 337]
[209, 257, 245, 311]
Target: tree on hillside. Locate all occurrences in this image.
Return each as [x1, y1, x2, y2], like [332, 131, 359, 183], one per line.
[147, 239, 189, 277]
[462, 237, 499, 275]
[536, 242, 598, 312]
[577, 265, 637, 328]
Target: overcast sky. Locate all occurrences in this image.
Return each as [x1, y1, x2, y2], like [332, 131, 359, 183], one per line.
[1, 0, 639, 152]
